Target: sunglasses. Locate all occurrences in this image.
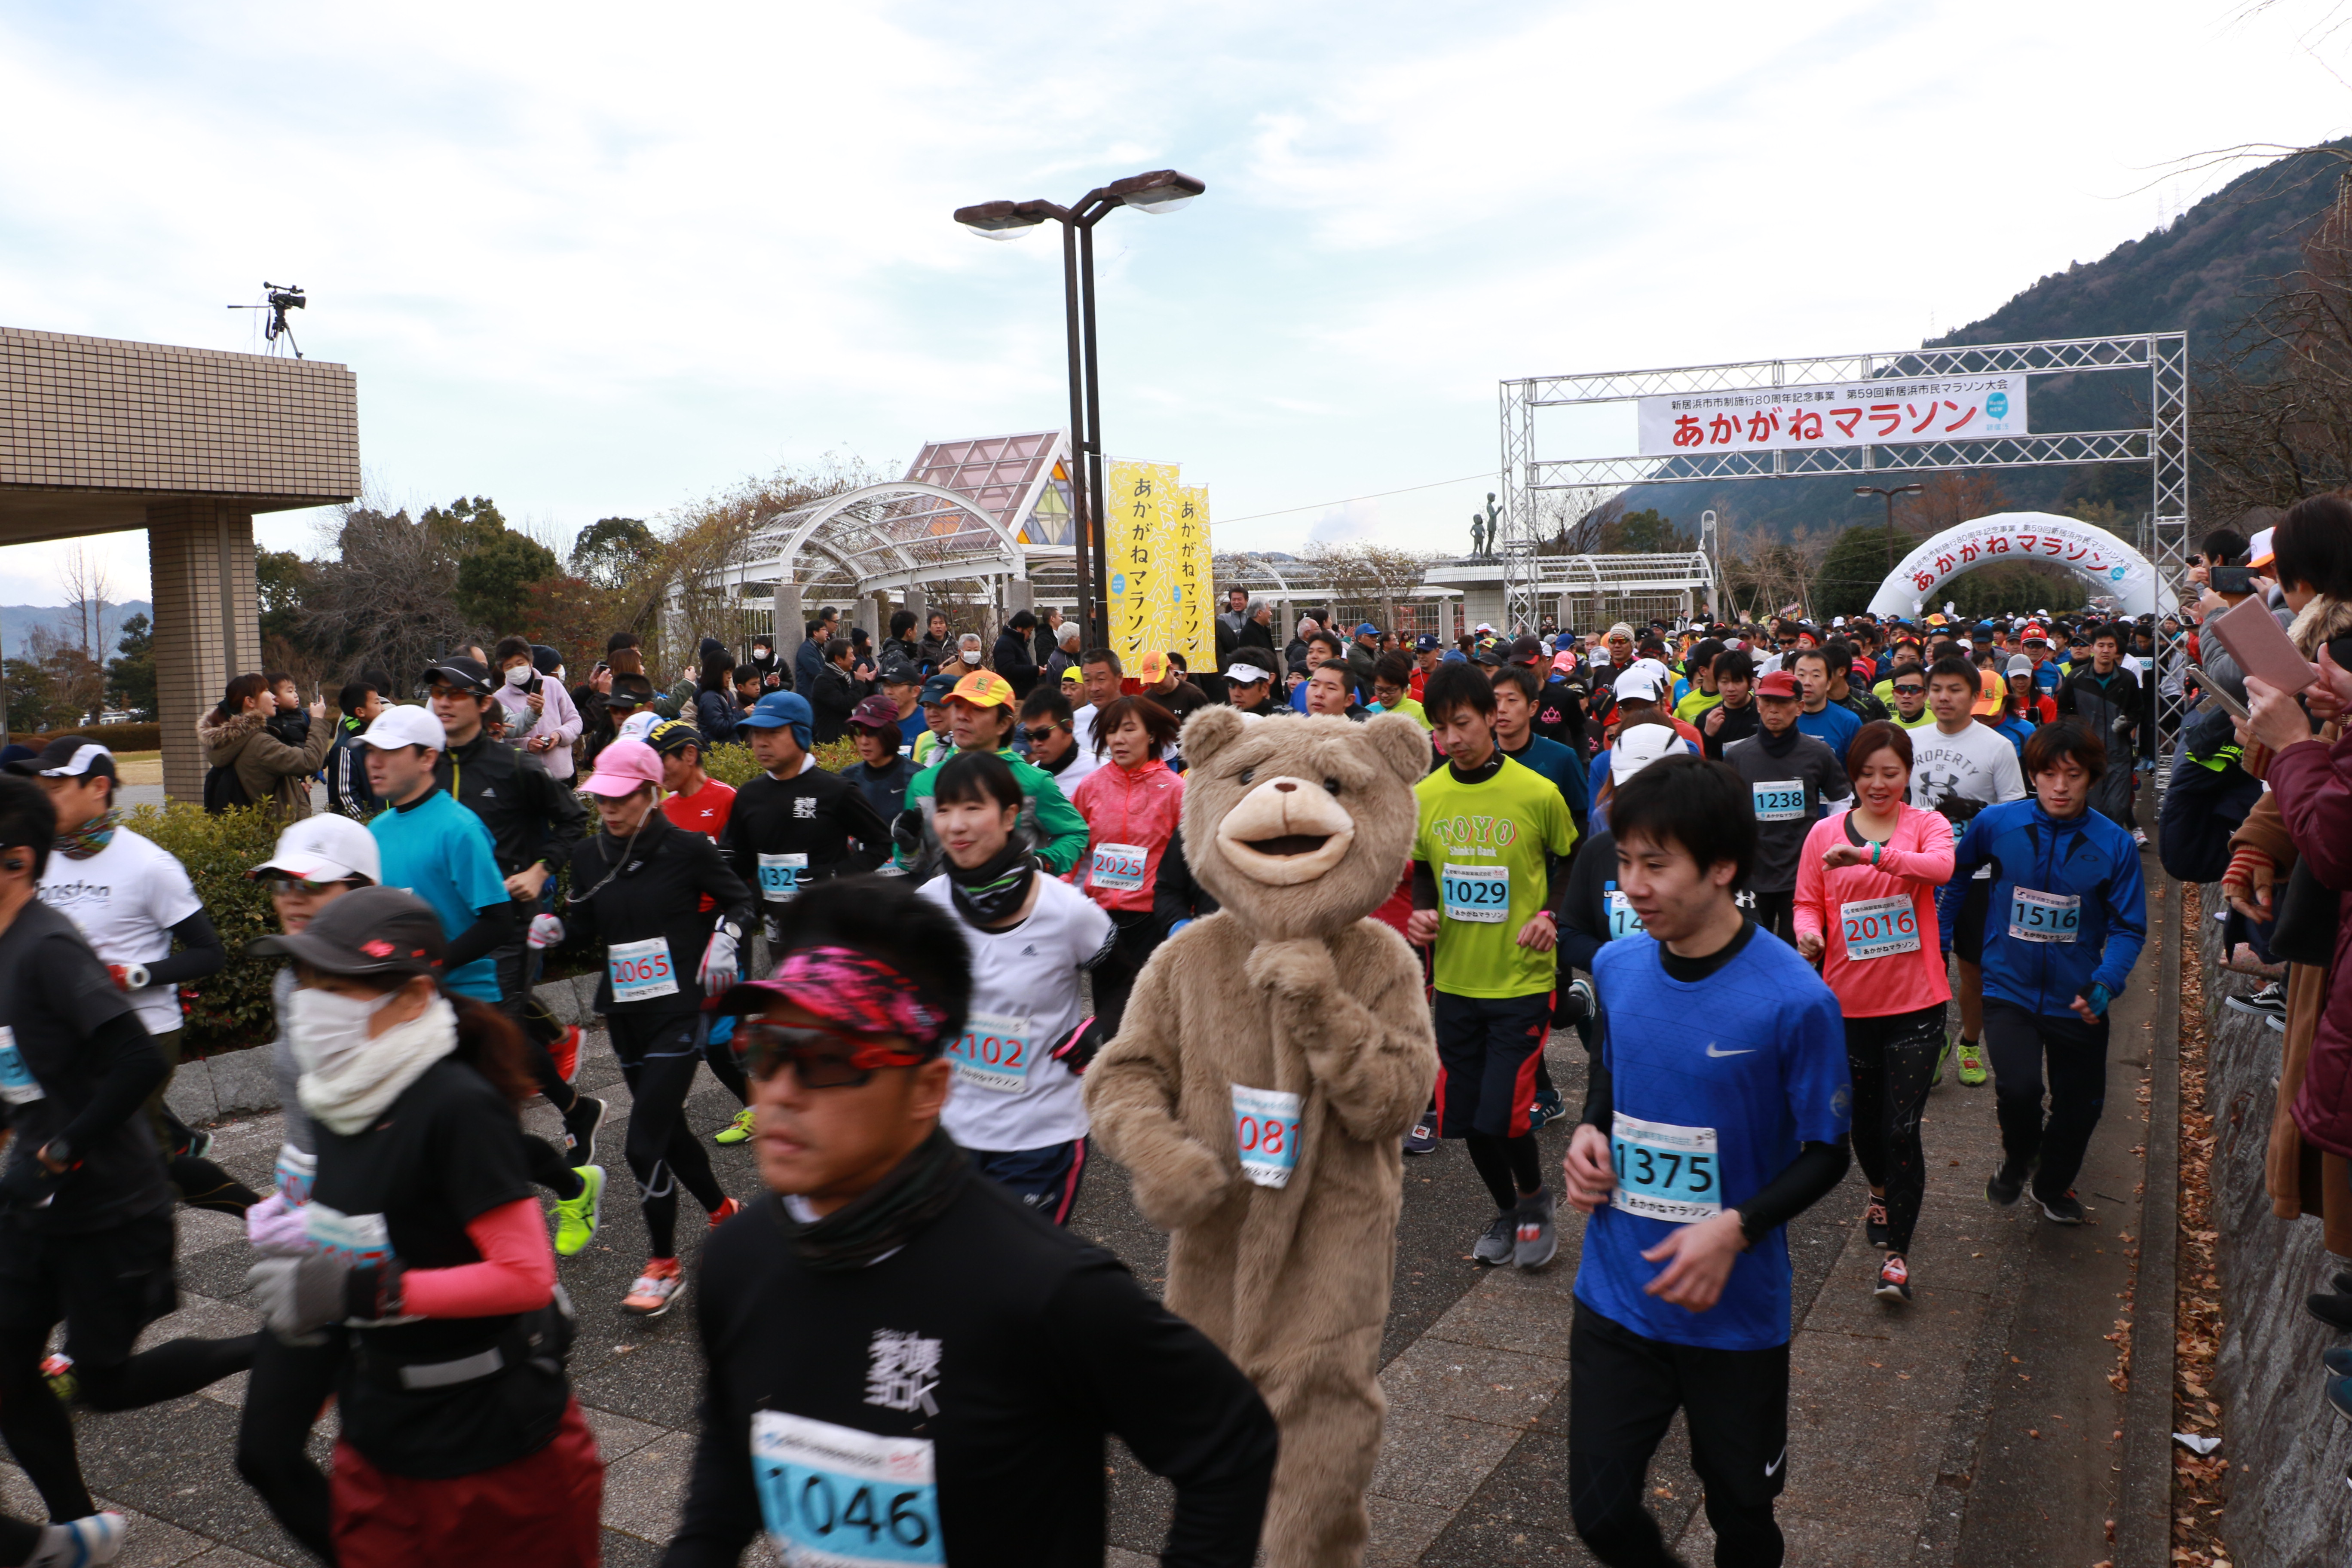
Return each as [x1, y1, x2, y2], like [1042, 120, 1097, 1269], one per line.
[738, 1022, 927, 1089]
[1892, 684, 1925, 697]
[269, 876, 348, 897]
[1020, 726, 1065, 745]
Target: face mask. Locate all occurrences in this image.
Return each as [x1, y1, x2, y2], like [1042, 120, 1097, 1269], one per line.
[753, 646, 771, 660]
[505, 665, 533, 688]
[552, 667, 566, 685]
[287, 985, 398, 1076]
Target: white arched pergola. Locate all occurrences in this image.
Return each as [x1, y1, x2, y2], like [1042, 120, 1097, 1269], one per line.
[739, 480, 1040, 598]
[1865, 511, 2181, 620]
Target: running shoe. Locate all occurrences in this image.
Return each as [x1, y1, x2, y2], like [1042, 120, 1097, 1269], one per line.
[2324, 1345, 2352, 1378]
[1874, 1253, 1913, 1304]
[709, 1197, 746, 1230]
[1403, 1118, 1439, 1157]
[181, 1129, 214, 1161]
[1528, 1087, 1564, 1133]
[622, 1257, 685, 1317]
[2226, 981, 2289, 1020]
[563, 1095, 607, 1166]
[1985, 1164, 2027, 1208]
[552, 1165, 604, 1257]
[2268, 1012, 2288, 1035]
[551, 1024, 583, 1084]
[2036, 1188, 2088, 1225]
[2309, 1289, 2352, 1332]
[1472, 1212, 1516, 1266]
[1513, 1190, 1558, 1271]
[2132, 827, 2149, 847]
[713, 1107, 756, 1145]
[40, 1352, 75, 1404]
[2331, 1376, 2352, 1427]
[1932, 1034, 1953, 1087]
[1955, 1037, 1988, 1088]
[51, 1513, 124, 1565]
[1864, 1195, 1890, 1249]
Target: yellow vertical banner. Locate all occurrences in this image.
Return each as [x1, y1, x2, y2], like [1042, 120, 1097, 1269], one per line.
[1170, 484, 1212, 674]
[1106, 458, 1174, 671]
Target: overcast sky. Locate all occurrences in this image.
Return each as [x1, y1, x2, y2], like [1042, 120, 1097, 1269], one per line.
[3, 0, 2349, 606]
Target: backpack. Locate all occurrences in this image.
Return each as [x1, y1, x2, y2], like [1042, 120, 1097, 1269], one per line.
[2156, 741, 2262, 886]
[203, 763, 252, 814]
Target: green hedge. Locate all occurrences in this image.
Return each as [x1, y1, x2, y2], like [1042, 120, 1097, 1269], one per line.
[704, 738, 860, 787]
[13, 723, 162, 753]
[120, 800, 284, 1058]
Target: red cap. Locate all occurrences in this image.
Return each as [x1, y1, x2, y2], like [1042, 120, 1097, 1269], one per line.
[1754, 670, 1800, 699]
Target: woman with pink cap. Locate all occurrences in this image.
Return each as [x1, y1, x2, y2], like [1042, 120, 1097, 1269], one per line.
[540, 740, 758, 1318]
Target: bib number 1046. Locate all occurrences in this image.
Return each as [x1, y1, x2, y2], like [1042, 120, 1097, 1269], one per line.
[752, 1411, 942, 1567]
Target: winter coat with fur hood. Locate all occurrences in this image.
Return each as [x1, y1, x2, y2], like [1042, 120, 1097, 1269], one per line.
[198, 707, 334, 821]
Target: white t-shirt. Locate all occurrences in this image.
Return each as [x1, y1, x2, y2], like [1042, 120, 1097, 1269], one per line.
[918, 872, 1113, 1153]
[1908, 722, 2028, 881]
[38, 827, 202, 1035]
[1071, 703, 1098, 759]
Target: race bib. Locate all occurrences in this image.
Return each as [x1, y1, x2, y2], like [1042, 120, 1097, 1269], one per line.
[752, 1411, 942, 1567]
[2008, 887, 2082, 944]
[1231, 1084, 1303, 1188]
[1440, 861, 1509, 923]
[1840, 894, 1921, 961]
[1751, 781, 1807, 823]
[946, 1012, 1034, 1093]
[0, 1027, 41, 1105]
[1089, 842, 1149, 893]
[305, 1203, 394, 1268]
[1605, 888, 1644, 942]
[1609, 1111, 1721, 1224]
[759, 852, 809, 903]
[274, 1142, 316, 1206]
[607, 937, 680, 1002]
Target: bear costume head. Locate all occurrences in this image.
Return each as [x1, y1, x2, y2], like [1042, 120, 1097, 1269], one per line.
[1177, 707, 1430, 940]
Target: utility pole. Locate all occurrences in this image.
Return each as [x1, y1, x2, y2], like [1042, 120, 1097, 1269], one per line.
[1856, 483, 1925, 573]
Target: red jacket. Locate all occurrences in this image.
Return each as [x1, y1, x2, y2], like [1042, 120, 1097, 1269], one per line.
[2276, 731, 2352, 1157]
[1070, 758, 1185, 914]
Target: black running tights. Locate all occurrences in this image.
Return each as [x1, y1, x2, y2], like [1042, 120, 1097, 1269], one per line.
[1842, 1003, 1945, 1257]
[612, 1017, 726, 1259]
[235, 1328, 341, 1562]
[0, 1325, 255, 1519]
[1466, 1131, 1542, 1212]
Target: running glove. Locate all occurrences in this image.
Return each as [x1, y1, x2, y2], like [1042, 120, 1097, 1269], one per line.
[105, 963, 150, 992]
[527, 913, 566, 950]
[2085, 982, 2113, 1017]
[891, 808, 925, 855]
[698, 923, 741, 992]
[247, 1253, 406, 1335]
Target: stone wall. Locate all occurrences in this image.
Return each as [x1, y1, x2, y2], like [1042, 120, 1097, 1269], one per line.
[2205, 913, 2352, 1563]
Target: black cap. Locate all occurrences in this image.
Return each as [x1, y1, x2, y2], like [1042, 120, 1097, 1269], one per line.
[422, 656, 495, 695]
[605, 674, 655, 708]
[530, 644, 563, 676]
[1507, 635, 1544, 665]
[247, 885, 446, 980]
[5, 737, 115, 781]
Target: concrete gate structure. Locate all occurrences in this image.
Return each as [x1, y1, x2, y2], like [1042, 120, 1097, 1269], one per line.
[0, 326, 359, 801]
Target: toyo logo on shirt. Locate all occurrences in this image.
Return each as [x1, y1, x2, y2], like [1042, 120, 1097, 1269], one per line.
[1426, 813, 1519, 850]
[864, 1329, 941, 1416]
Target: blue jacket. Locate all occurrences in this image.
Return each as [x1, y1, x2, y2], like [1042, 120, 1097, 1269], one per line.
[1938, 798, 2147, 1017]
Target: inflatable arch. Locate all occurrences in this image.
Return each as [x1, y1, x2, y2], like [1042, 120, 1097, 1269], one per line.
[1865, 511, 2181, 620]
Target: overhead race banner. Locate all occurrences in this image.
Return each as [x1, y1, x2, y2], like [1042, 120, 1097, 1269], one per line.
[1105, 459, 1213, 676]
[1637, 373, 2029, 457]
[1862, 511, 2181, 620]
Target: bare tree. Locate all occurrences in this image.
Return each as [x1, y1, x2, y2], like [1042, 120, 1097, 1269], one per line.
[1534, 489, 1623, 556]
[1296, 542, 1442, 631]
[57, 545, 115, 674]
[299, 508, 477, 686]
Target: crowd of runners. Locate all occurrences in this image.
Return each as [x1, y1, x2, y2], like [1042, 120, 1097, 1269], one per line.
[0, 577, 2200, 1568]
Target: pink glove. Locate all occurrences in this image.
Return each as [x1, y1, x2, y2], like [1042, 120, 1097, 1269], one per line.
[527, 913, 566, 950]
[245, 1192, 314, 1257]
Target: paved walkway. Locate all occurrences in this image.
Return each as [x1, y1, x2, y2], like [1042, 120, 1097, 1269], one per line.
[16, 860, 2178, 1567]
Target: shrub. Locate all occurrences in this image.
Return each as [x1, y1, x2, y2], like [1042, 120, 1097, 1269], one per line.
[703, 738, 859, 787]
[12, 723, 162, 753]
[119, 799, 285, 1057]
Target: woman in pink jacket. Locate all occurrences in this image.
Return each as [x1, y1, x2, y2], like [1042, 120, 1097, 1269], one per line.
[1070, 695, 1184, 1033]
[1793, 720, 1956, 1305]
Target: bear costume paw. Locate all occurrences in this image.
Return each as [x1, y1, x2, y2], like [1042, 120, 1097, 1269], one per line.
[1127, 1132, 1238, 1232]
[1244, 937, 1339, 1000]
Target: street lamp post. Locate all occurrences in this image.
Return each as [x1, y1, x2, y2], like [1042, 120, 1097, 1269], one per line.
[1855, 483, 1926, 573]
[955, 170, 1206, 648]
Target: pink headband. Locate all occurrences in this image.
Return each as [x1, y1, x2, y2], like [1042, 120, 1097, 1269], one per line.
[748, 945, 950, 1050]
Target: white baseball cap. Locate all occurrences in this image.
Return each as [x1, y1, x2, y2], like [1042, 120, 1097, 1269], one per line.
[1223, 663, 1272, 684]
[251, 813, 383, 885]
[358, 704, 446, 751]
[1611, 724, 1682, 785]
[1614, 668, 1661, 703]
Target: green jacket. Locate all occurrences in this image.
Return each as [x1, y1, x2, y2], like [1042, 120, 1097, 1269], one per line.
[899, 745, 1090, 877]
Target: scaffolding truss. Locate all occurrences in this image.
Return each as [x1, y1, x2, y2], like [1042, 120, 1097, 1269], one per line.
[1498, 331, 2191, 784]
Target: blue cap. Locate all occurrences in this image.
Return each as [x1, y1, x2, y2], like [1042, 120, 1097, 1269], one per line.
[919, 673, 956, 706]
[1415, 634, 1439, 652]
[1440, 649, 1468, 663]
[1554, 632, 1578, 652]
[741, 690, 813, 749]
[1354, 622, 1379, 637]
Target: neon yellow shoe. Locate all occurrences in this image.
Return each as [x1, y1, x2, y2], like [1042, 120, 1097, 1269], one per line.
[1932, 1034, 1952, 1087]
[553, 1165, 604, 1257]
[713, 1107, 756, 1145]
[1955, 1038, 1989, 1088]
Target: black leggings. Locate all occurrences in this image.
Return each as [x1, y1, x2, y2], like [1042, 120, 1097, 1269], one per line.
[1982, 1000, 2110, 1197]
[523, 1135, 585, 1203]
[1843, 1004, 1945, 1256]
[610, 1013, 727, 1258]
[1749, 888, 1797, 945]
[1087, 910, 1162, 1037]
[0, 1324, 254, 1519]
[702, 1018, 749, 1108]
[235, 1327, 342, 1562]
[1466, 1132, 1543, 1212]
[0, 1516, 41, 1562]
[499, 943, 578, 1116]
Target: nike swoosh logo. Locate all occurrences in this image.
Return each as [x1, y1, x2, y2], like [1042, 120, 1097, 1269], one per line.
[1765, 1447, 1785, 1477]
[1705, 1044, 1755, 1058]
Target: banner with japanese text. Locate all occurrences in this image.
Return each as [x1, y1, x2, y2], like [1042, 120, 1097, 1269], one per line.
[1105, 459, 1212, 676]
[1635, 373, 2028, 457]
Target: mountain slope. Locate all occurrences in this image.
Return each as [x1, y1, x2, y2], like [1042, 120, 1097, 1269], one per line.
[1614, 141, 2352, 541]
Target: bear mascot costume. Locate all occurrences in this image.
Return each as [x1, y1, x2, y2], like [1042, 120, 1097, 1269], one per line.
[1085, 706, 1439, 1568]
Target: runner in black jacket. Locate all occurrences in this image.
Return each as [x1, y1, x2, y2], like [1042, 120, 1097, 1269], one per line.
[724, 693, 892, 930]
[554, 740, 756, 1319]
[662, 876, 1276, 1568]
